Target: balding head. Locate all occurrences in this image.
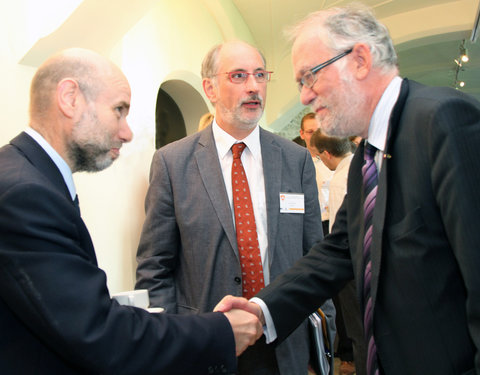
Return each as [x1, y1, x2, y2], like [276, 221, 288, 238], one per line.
[29, 48, 121, 122]
[28, 48, 132, 173]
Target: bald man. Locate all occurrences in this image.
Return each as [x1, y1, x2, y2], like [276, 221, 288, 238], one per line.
[136, 41, 335, 375]
[0, 48, 260, 375]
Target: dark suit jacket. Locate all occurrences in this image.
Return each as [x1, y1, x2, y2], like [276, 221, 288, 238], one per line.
[256, 79, 480, 375]
[0, 132, 236, 375]
[136, 125, 335, 374]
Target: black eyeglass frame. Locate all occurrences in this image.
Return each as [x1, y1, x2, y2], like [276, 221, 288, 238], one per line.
[298, 48, 353, 91]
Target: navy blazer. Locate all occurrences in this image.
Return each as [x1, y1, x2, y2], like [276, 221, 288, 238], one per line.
[0, 132, 236, 375]
[256, 79, 480, 375]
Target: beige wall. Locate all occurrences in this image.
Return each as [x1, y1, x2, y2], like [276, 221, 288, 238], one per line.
[1, 0, 477, 294]
[0, 0, 257, 294]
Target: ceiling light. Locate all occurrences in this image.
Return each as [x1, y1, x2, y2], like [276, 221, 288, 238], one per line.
[460, 41, 469, 63]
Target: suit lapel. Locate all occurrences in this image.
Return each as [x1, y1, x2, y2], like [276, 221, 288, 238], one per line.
[10, 132, 72, 202]
[370, 79, 410, 308]
[259, 128, 282, 266]
[195, 128, 238, 258]
[10, 132, 98, 264]
[349, 142, 369, 306]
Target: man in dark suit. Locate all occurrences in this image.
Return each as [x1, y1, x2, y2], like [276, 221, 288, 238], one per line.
[216, 4, 480, 375]
[0, 47, 262, 375]
[135, 40, 335, 374]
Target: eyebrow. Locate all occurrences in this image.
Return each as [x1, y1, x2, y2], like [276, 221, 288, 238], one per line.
[229, 67, 266, 72]
[117, 101, 130, 111]
[296, 66, 309, 79]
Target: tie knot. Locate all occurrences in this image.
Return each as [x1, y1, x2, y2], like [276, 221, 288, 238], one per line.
[364, 142, 377, 161]
[232, 142, 246, 159]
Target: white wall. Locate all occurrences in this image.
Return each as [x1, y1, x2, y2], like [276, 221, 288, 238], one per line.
[0, 0, 257, 294]
[2, 0, 473, 294]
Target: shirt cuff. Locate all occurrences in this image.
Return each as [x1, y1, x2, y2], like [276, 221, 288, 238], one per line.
[249, 297, 277, 344]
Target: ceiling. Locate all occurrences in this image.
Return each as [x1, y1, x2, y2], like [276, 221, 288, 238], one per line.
[17, 0, 480, 103]
[232, 0, 480, 101]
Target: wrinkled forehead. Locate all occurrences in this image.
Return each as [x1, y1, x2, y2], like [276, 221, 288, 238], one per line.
[292, 32, 331, 78]
[217, 42, 265, 72]
[97, 69, 131, 103]
[303, 118, 320, 131]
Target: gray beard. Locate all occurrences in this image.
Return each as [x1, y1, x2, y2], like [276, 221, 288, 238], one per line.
[68, 141, 112, 173]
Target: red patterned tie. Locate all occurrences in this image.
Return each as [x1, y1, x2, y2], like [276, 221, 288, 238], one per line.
[231, 143, 265, 299]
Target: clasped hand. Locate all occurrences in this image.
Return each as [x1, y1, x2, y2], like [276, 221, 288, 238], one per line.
[214, 295, 265, 356]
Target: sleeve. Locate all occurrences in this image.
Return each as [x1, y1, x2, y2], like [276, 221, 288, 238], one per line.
[301, 150, 337, 341]
[256, 195, 353, 343]
[428, 94, 480, 371]
[0, 181, 237, 374]
[301, 150, 324, 254]
[135, 150, 180, 312]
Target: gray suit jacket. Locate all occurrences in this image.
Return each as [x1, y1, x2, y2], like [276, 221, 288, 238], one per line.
[136, 125, 333, 374]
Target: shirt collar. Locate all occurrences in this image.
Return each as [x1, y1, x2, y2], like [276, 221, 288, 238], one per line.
[367, 76, 403, 152]
[212, 118, 261, 160]
[24, 127, 77, 200]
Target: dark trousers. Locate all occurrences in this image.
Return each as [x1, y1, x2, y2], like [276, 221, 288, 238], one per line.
[238, 336, 280, 375]
[333, 295, 354, 362]
[336, 281, 368, 375]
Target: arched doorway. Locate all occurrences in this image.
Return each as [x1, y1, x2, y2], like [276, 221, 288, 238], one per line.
[155, 79, 210, 149]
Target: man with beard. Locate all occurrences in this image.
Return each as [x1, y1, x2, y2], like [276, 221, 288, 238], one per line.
[0, 48, 262, 374]
[135, 40, 335, 374]
[216, 4, 480, 375]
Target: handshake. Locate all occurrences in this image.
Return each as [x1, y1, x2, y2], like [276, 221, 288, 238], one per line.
[214, 295, 266, 356]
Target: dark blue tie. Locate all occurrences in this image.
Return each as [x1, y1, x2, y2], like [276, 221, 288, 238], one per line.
[362, 142, 379, 375]
[73, 194, 80, 215]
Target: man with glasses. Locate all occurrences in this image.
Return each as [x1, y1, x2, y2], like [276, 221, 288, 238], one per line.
[217, 4, 480, 375]
[136, 40, 335, 374]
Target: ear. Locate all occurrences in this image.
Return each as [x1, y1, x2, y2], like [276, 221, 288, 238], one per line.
[350, 43, 372, 81]
[203, 78, 218, 104]
[56, 78, 82, 119]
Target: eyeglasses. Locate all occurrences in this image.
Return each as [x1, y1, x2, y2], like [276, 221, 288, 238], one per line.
[297, 48, 353, 92]
[217, 70, 273, 84]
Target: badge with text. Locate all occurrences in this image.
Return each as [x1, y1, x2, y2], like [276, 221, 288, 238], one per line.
[279, 193, 305, 214]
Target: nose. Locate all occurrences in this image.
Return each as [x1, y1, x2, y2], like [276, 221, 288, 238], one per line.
[245, 74, 261, 92]
[300, 85, 317, 106]
[119, 118, 133, 143]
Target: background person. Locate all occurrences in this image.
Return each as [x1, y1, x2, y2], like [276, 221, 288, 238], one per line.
[198, 112, 214, 132]
[300, 112, 333, 234]
[311, 130, 366, 375]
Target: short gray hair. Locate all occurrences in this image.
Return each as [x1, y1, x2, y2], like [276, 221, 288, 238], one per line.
[29, 52, 103, 120]
[287, 3, 397, 73]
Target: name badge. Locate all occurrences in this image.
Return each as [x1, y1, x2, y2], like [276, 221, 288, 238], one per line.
[279, 193, 305, 214]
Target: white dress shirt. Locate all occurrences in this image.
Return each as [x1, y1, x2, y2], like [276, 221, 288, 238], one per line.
[24, 127, 76, 200]
[313, 157, 334, 221]
[367, 76, 403, 170]
[212, 119, 270, 285]
[328, 153, 353, 232]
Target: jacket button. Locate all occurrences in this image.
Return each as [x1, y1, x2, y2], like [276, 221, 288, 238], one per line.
[234, 277, 241, 284]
